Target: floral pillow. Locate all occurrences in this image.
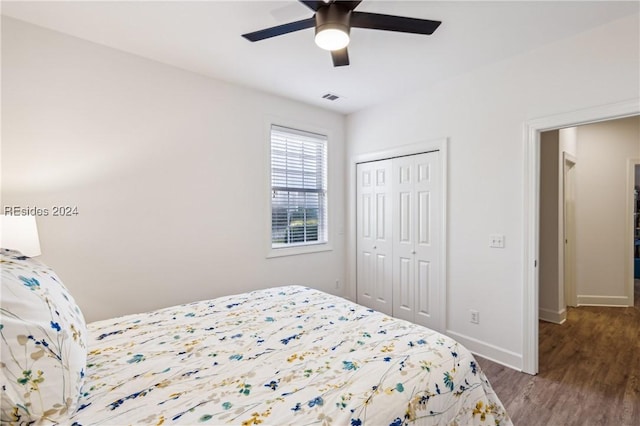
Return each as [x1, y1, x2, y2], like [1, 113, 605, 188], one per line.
[1, 249, 87, 423]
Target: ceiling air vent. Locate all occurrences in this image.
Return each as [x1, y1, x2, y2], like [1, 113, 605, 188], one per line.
[322, 93, 340, 101]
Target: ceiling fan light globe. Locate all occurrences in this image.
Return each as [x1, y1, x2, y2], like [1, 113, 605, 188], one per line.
[315, 28, 350, 51]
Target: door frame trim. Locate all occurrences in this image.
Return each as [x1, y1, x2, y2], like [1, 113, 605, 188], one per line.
[348, 137, 448, 332]
[522, 98, 639, 375]
[561, 152, 577, 309]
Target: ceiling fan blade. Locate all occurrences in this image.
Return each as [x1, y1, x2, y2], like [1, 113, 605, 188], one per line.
[340, 1, 363, 11]
[298, 1, 324, 11]
[242, 17, 315, 42]
[351, 11, 441, 35]
[331, 47, 350, 67]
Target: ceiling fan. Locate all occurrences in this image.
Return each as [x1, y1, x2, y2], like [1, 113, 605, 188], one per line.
[242, 0, 441, 67]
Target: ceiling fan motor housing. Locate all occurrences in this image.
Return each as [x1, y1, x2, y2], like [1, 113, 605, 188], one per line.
[315, 4, 352, 39]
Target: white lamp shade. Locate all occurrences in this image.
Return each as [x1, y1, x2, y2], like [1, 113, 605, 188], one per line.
[0, 215, 42, 257]
[314, 28, 350, 51]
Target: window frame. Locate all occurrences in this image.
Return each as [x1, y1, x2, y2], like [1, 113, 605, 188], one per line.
[266, 119, 332, 258]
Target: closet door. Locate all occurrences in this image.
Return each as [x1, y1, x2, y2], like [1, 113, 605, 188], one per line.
[356, 160, 393, 315]
[392, 152, 441, 329]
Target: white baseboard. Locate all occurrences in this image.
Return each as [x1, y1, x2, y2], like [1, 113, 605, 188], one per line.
[445, 330, 523, 372]
[576, 295, 631, 307]
[539, 307, 567, 324]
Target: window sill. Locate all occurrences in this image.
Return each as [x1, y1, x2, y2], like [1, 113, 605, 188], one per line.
[267, 242, 333, 258]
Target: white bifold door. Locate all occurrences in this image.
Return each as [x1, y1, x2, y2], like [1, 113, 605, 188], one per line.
[356, 159, 393, 315]
[356, 151, 442, 330]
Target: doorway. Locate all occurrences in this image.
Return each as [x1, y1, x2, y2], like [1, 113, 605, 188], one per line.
[523, 99, 640, 375]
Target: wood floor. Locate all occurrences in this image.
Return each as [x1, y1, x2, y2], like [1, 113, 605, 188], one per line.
[476, 280, 640, 425]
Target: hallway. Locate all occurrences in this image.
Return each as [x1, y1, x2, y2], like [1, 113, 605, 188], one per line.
[477, 280, 640, 425]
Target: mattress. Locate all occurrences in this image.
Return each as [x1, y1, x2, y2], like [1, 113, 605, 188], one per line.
[67, 286, 510, 425]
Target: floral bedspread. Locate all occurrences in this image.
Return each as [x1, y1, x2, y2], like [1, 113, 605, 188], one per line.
[70, 286, 511, 425]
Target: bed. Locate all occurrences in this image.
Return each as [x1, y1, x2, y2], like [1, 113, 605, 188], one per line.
[1, 249, 511, 425]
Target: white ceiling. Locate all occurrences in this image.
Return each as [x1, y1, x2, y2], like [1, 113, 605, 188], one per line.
[2, 1, 638, 114]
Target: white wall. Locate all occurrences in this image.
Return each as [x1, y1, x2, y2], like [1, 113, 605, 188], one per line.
[574, 115, 640, 305]
[556, 127, 578, 312]
[346, 13, 639, 369]
[559, 127, 578, 158]
[1, 17, 346, 322]
[538, 130, 561, 321]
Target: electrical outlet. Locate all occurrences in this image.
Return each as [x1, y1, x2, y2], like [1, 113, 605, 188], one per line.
[489, 234, 505, 248]
[470, 310, 480, 324]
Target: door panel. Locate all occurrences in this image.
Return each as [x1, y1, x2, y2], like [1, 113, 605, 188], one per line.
[416, 260, 431, 319]
[376, 194, 386, 240]
[358, 150, 442, 330]
[362, 194, 372, 239]
[373, 160, 393, 312]
[418, 162, 430, 183]
[413, 152, 440, 328]
[397, 256, 413, 317]
[357, 163, 376, 308]
[393, 155, 417, 321]
[393, 152, 441, 329]
[400, 164, 411, 184]
[357, 160, 392, 315]
[375, 253, 387, 303]
[360, 251, 373, 299]
[399, 192, 411, 242]
[418, 191, 430, 245]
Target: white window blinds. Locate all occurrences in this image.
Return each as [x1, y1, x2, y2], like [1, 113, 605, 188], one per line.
[271, 125, 328, 248]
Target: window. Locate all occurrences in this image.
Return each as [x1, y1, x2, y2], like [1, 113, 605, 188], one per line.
[270, 125, 328, 250]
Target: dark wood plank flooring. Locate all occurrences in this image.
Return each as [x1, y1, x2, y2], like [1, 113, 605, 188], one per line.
[477, 280, 640, 425]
